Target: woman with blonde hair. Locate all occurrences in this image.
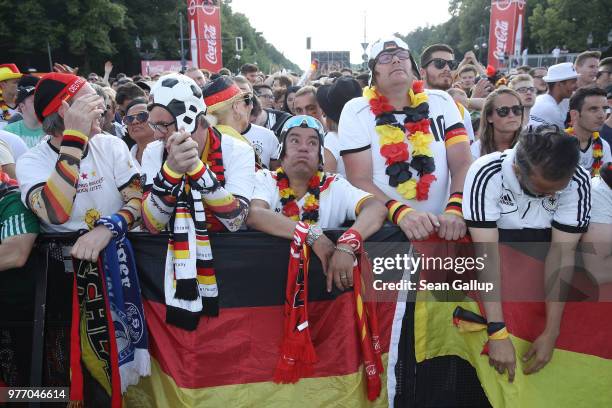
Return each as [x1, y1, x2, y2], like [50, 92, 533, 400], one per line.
[471, 87, 524, 159]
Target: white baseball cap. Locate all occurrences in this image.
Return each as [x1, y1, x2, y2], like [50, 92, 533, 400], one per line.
[367, 36, 421, 80]
[542, 62, 578, 83]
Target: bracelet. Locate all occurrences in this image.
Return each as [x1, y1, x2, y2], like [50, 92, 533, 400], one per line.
[306, 224, 323, 247]
[335, 245, 357, 260]
[487, 322, 509, 340]
[385, 200, 413, 225]
[337, 228, 363, 254]
[444, 192, 463, 217]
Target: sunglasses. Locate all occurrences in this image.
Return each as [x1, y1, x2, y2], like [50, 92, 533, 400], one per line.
[515, 86, 536, 94]
[123, 111, 149, 125]
[376, 49, 411, 65]
[282, 115, 325, 137]
[148, 120, 176, 133]
[424, 58, 458, 70]
[242, 94, 253, 106]
[495, 105, 524, 117]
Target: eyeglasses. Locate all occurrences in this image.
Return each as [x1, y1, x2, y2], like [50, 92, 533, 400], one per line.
[123, 111, 149, 125]
[495, 105, 524, 117]
[148, 120, 176, 133]
[515, 86, 536, 94]
[376, 49, 411, 65]
[257, 93, 274, 100]
[423, 58, 458, 70]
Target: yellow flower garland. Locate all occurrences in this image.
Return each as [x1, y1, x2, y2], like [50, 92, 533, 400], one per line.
[364, 85, 436, 200]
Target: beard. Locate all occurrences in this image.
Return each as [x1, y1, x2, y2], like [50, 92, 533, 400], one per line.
[427, 75, 452, 91]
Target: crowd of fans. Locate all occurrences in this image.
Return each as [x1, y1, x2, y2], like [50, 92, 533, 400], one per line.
[0, 37, 611, 399]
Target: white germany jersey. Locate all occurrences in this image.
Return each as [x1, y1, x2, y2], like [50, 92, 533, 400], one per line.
[463, 147, 591, 233]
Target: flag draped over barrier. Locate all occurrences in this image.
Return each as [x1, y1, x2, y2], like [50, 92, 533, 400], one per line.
[412, 236, 612, 408]
[123, 230, 404, 407]
[16, 230, 612, 407]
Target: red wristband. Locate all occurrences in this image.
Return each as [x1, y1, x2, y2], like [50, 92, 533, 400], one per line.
[337, 228, 363, 254]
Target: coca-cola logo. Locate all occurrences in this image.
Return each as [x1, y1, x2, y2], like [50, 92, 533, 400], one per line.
[494, 0, 526, 11]
[493, 19, 509, 60]
[188, 0, 218, 16]
[203, 23, 218, 64]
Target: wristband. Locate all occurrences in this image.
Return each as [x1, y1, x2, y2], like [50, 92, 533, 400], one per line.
[337, 228, 363, 254]
[385, 200, 413, 225]
[187, 160, 205, 178]
[162, 162, 183, 183]
[444, 192, 463, 217]
[487, 322, 509, 340]
[61, 130, 88, 158]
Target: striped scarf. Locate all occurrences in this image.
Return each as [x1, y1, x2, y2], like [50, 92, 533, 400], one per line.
[163, 129, 224, 331]
[274, 221, 317, 383]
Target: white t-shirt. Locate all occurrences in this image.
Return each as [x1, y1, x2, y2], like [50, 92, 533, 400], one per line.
[338, 89, 466, 214]
[16, 134, 139, 233]
[456, 102, 475, 143]
[129, 144, 141, 170]
[0, 129, 28, 161]
[578, 137, 612, 174]
[470, 139, 481, 160]
[252, 169, 373, 229]
[463, 147, 591, 233]
[241, 123, 279, 169]
[324, 131, 345, 177]
[529, 94, 569, 129]
[141, 134, 256, 201]
[590, 176, 612, 224]
[0, 139, 13, 166]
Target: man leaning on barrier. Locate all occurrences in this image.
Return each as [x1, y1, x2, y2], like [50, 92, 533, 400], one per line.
[15, 73, 145, 404]
[246, 115, 387, 292]
[141, 73, 255, 330]
[463, 125, 591, 380]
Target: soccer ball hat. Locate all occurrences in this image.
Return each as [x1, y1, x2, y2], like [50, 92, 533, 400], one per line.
[149, 73, 207, 134]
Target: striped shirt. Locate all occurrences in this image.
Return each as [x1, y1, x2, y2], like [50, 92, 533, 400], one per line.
[463, 147, 591, 234]
[0, 191, 39, 241]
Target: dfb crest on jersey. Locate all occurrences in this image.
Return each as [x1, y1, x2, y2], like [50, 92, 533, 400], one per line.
[150, 73, 206, 133]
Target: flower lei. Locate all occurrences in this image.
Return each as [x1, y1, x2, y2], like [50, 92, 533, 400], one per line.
[0, 94, 10, 121]
[364, 80, 437, 201]
[566, 127, 603, 176]
[276, 167, 324, 224]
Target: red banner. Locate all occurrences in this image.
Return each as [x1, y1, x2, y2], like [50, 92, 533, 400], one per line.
[187, 0, 223, 72]
[487, 0, 526, 69]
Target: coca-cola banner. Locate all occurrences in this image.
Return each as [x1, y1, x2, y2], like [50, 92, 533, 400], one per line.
[187, 0, 223, 72]
[487, 0, 526, 69]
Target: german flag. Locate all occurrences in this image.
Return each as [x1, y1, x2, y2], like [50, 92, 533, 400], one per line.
[413, 236, 612, 407]
[123, 231, 405, 407]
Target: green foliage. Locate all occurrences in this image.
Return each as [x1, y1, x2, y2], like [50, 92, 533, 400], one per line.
[528, 0, 610, 53]
[0, 0, 298, 75]
[400, 0, 612, 64]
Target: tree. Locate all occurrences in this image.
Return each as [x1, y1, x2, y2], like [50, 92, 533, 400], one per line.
[0, 0, 298, 75]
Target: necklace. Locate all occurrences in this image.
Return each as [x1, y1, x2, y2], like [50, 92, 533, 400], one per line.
[364, 80, 436, 200]
[566, 127, 603, 176]
[276, 167, 324, 224]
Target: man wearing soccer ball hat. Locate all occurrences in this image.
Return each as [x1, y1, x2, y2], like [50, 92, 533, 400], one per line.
[141, 73, 255, 330]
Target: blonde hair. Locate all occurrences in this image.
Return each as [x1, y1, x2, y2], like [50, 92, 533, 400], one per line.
[478, 87, 523, 156]
[508, 74, 533, 90]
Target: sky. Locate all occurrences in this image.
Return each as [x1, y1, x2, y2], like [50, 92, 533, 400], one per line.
[230, 0, 453, 69]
